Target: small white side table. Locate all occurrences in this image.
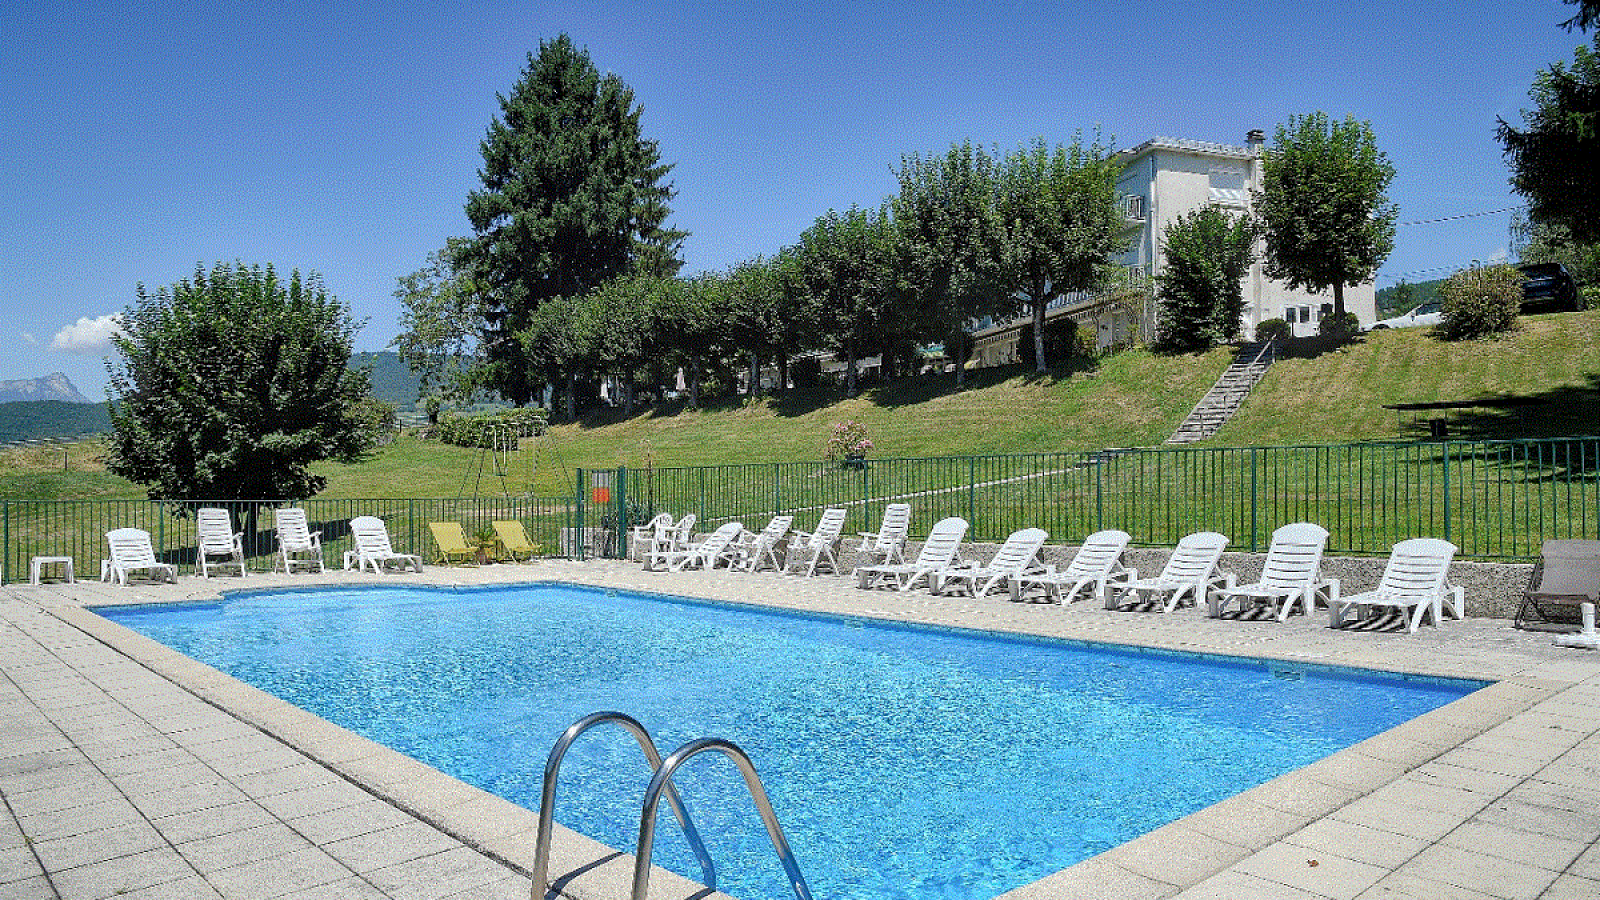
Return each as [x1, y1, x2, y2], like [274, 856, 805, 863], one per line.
[30, 556, 75, 585]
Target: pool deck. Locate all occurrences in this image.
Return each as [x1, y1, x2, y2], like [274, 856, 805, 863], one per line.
[3, 559, 1599, 900]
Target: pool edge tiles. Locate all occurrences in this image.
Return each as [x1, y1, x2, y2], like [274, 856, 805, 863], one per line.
[32, 560, 1600, 900]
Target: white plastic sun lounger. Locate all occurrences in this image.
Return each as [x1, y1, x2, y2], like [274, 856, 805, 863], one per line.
[103, 528, 178, 586]
[345, 515, 423, 574]
[856, 503, 911, 567]
[1106, 531, 1230, 613]
[1009, 529, 1131, 605]
[784, 508, 848, 576]
[662, 522, 744, 572]
[937, 527, 1049, 598]
[855, 516, 969, 592]
[1329, 537, 1462, 633]
[1207, 522, 1334, 621]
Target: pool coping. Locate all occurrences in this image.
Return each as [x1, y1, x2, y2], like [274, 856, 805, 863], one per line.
[16, 559, 1600, 899]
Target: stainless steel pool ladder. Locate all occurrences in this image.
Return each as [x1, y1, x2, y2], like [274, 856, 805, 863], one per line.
[530, 711, 813, 900]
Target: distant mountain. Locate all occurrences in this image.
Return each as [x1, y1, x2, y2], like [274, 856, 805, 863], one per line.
[0, 401, 110, 443]
[0, 372, 90, 404]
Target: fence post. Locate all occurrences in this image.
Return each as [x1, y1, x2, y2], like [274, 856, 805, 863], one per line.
[1442, 442, 1452, 545]
[574, 468, 587, 561]
[773, 463, 781, 515]
[967, 456, 977, 534]
[2, 500, 8, 584]
[1094, 453, 1104, 534]
[1250, 447, 1259, 553]
[615, 466, 628, 559]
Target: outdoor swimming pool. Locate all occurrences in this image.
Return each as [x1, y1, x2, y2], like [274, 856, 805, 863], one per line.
[98, 583, 1486, 900]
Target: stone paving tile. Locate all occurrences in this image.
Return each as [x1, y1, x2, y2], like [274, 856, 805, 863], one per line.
[1401, 842, 1562, 899]
[1438, 819, 1588, 871]
[175, 820, 313, 872]
[16, 796, 148, 842]
[364, 846, 512, 900]
[148, 800, 279, 845]
[1282, 817, 1432, 871]
[1541, 873, 1600, 899]
[285, 800, 421, 845]
[0, 876, 55, 900]
[31, 819, 167, 872]
[111, 874, 226, 900]
[50, 845, 198, 900]
[204, 845, 353, 900]
[323, 820, 468, 873]
[1353, 871, 1499, 899]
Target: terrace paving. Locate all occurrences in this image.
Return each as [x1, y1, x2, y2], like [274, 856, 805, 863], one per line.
[2, 558, 1598, 900]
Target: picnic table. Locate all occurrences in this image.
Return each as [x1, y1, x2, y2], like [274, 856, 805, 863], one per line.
[1383, 398, 1544, 437]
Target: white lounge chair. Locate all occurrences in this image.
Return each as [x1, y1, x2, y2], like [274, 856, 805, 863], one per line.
[274, 507, 325, 574]
[784, 508, 848, 576]
[103, 528, 177, 586]
[644, 514, 697, 571]
[856, 517, 970, 591]
[731, 515, 794, 572]
[1329, 538, 1462, 633]
[661, 522, 744, 572]
[857, 503, 911, 567]
[345, 516, 423, 574]
[196, 507, 246, 577]
[1009, 529, 1131, 605]
[629, 513, 674, 562]
[1106, 531, 1231, 613]
[937, 527, 1050, 598]
[1207, 522, 1334, 621]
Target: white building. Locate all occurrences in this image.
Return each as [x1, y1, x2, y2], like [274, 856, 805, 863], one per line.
[968, 131, 1379, 367]
[1115, 131, 1377, 338]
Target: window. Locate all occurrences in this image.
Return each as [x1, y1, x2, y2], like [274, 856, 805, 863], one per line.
[1208, 168, 1247, 206]
[1284, 307, 1298, 324]
[1123, 195, 1146, 221]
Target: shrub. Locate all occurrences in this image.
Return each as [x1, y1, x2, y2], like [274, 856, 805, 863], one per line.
[791, 356, 823, 390]
[433, 408, 547, 448]
[825, 421, 874, 463]
[1255, 318, 1291, 342]
[1317, 311, 1361, 342]
[1440, 264, 1523, 339]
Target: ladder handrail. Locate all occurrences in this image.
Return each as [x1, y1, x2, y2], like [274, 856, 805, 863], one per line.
[531, 712, 716, 899]
[632, 737, 812, 900]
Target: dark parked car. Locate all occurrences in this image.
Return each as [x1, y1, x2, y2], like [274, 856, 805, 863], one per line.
[1518, 263, 1583, 313]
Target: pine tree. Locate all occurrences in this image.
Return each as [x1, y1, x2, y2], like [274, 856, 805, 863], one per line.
[459, 34, 685, 406]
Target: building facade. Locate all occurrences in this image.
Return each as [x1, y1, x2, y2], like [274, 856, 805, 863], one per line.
[1115, 131, 1377, 339]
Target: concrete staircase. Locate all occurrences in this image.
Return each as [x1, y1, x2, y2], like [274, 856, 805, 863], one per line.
[1166, 341, 1276, 444]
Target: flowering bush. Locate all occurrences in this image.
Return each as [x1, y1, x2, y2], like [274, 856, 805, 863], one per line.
[825, 421, 874, 463]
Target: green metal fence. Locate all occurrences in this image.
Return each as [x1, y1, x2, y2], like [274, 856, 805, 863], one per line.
[1, 496, 576, 584]
[582, 437, 1599, 561]
[4, 438, 1595, 583]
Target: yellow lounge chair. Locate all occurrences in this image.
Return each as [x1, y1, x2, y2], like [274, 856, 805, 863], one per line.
[429, 522, 478, 566]
[492, 520, 541, 563]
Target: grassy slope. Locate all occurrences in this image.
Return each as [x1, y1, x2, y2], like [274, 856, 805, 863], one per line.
[5, 311, 1596, 501]
[1216, 309, 1600, 446]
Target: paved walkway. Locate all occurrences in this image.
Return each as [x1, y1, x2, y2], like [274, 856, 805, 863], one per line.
[3, 560, 1599, 900]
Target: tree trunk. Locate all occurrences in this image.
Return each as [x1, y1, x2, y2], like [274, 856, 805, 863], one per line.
[564, 372, 576, 421]
[846, 342, 859, 398]
[1032, 300, 1049, 373]
[749, 352, 760, 398]
[689, 363, 701, 409]
[1332, 282, 1346, 321]
[778, 354, 790, 394]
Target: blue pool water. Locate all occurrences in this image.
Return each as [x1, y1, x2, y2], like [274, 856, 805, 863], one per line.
[99, 584, 1484, 900]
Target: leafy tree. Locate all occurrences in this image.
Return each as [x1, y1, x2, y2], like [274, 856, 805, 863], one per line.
[391, 238, 484, 421]
[995, 134, 1125, 373]
[893, 141, 1006, 387]
[1155, 205, 1258, 352]
[1561, 0, 1600, 31]
[520, 294, 597, 421]
[658, 273, 728, 408]
[1255, 113, 1397, 323]
[723, 256, 788, 398]
[585, 274, 664, 415]
[458, 34, 686, 406]
[1497, 34, 1600, 243]
[105, 263, 373, 503]
[795, 205, 900, 397]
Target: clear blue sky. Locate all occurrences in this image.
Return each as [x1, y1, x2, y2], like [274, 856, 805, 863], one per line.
[1, 0, 1588, 400]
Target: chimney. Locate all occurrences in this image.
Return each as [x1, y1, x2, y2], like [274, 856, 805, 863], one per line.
[1245, 129, 1265, 154]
